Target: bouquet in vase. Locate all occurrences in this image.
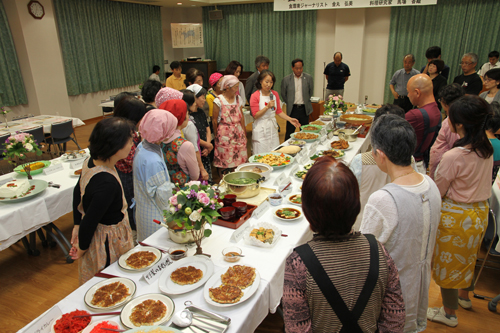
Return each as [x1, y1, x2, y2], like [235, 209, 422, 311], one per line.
[2, 132, 43, 179]
[1, 106, 10, 127]
[324, 94, 348, 116]
[162, 181, 223, 254]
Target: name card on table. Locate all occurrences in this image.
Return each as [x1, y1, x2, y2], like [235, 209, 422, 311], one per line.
[143, 256, 174, 284]
[229, 219, 252, 243]
[278, 176, 292, 189]
[251, 200, 270, 220]
[24, 305, 62, 333]
[298, 153, 310, 165]
[320, 134, 328, 145]
[69, 160, 83, 169]
[287, 164, 299, 178]
[273, 172, 287, 186]
[0, 176, 14, 187]
[42, 163, 64, 176]
[310, 141, 319, 152]
[320, 128, 327, 137]
[328, 131, 335, 140]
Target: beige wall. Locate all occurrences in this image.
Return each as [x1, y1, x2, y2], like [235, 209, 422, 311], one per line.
[314, 7, 391, 105]
[3, 3, 390, 121]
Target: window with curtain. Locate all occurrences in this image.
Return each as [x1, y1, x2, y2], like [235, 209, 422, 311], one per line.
[53, 0, 164, 96]
[0, 1, 28, 106]
[202, 3, 317, 95]
[384, 0, 500, 103]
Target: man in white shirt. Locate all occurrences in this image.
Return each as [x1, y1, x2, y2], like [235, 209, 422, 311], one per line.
[149, 65, 161, 83]
[478, 50, 500, 77]
[281, 59, 314, 140]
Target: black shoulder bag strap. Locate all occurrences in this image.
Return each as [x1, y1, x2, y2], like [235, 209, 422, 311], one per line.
[295, 234, 380, 333]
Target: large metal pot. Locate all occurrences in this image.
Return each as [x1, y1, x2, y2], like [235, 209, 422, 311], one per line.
[221, 171, 265, 199]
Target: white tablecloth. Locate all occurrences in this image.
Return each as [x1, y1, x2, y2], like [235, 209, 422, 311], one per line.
[0, 115, 85, 136]
[20, 130, 371, 332]
[0, 156, 83, 251]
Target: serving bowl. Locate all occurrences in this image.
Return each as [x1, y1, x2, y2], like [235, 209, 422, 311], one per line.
[300, 124, 322, 133]
[290, 132, 319, 143]
[235, 162, 273, 180]
[221, 171, 265, 199]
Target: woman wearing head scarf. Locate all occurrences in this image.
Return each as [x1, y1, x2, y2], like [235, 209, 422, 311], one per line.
[213, 75, 248, 175]
[155, 87, 183, 108]
[207, 73, 223, 119]
[160, 99, 200, 186]
[133, 110, 177, 242]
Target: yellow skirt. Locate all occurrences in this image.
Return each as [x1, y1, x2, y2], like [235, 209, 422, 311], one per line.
[432, 197, 488, 289]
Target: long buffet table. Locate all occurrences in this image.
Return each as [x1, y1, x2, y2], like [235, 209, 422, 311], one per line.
[16, 130, 372, 333]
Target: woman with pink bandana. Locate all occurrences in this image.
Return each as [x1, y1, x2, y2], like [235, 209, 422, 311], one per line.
[213, 75, 248, 175]
[133, 109, 177, 242]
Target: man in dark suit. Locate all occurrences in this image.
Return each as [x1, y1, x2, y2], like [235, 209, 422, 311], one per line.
[245, 55, 270, 102]
[281, 58, 314, 140]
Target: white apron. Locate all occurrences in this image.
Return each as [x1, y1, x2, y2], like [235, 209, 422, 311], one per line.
[252, 91, 279, 155]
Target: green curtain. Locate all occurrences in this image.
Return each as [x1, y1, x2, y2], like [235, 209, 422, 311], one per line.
[0, 1, 28, 106]
[54, 0, 163, 96]
[384, 0, 500, 103]
[202, 3, 316, 94]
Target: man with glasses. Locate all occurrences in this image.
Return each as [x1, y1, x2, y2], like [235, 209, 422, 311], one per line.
[453, 53, 483, 95]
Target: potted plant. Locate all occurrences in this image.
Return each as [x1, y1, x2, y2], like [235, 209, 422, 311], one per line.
[161, 180, 223, 255]
[2, 132, 43, 179]
[323, 94, 348, 116]
[1, 106, 10, 128]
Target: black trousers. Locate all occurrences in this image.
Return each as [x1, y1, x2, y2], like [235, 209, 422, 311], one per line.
[394, 95, 414, 113]
[285, 105, 309, 141]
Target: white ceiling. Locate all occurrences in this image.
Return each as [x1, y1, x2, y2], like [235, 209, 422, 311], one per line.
[112, 0, 273, 8]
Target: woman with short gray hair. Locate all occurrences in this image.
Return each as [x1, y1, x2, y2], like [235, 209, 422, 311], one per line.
[360, 114, 441, 332]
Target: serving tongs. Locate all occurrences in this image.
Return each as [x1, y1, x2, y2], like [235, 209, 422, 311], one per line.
[183, 300, 231, 323]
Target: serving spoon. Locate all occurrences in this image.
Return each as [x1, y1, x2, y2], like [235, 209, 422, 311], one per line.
[172, 309, 225, 332]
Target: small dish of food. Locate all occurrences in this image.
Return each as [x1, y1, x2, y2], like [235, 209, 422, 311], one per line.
[300, 124, 322, 133]
[274, 207, 302, 221]
[331, 139, 351, 151]
[222, 246, 242, 262]
[310, 120, 325, 126]
[268, 193, 283, 206]
[288, 193, 302, 206]
[287, 139, 306, 147]
[244, 222, 282, 248]
[290, 132, 319, 143]
[319, 115, 333, 121]
[310, 150, 345, 161]
[294, 170, 307, 181]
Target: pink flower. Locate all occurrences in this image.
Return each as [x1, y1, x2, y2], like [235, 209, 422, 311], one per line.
[14, 134, 25, 142]
[328, 94, 333, 99]
[338, 95, 343, 99]
[186, 180, 201, 187]
[332, 96, 339, 101]
[197, 192, 210, 206]
[169, 195, 178, 206]
[177, 203, 182, 209]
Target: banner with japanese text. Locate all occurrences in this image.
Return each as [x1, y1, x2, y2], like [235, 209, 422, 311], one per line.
[274, 0, 437, 11]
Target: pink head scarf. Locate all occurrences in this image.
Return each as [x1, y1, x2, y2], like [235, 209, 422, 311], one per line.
[220, 75, 240, 90]
[139, 109, 178, 143]
[155, 87, 183, 107]
[209, 73, 223, 87]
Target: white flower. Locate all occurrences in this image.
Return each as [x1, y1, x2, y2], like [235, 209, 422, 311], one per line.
[24, 143, 33, 152]
[189, 210, 202, 222]
[169, 207, 175, 214]
[6, 144, 12, 149]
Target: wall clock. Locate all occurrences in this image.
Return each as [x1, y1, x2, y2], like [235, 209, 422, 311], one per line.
[28, 1, 45, 19]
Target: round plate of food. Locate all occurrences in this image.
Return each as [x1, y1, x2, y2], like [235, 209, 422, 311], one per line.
[61, 150, 88, 162]
[120, 293, 175, 329]
[300, 124, 322, 133]
[84, 277, 136, 311]
[124, 326, 183, 333]
[14, 160, 50, 175]
[0, 179, 48, 203]
[158, 255, 214, 295]
[203, 265, 260, 307]
[310, 120, 326, 126]
[249, 152, 294, 170]
[287, 139, 307, 147]
[287, 193, 302, 206]
[244, 222, 282, 248]
[274, 207, 302, 221]
[118, 246, 162, 272]
[310, 149, 345, 161]
[290, 132, 319, 143]
[294, 169, 308, 181]
[330, 139, 352, 151]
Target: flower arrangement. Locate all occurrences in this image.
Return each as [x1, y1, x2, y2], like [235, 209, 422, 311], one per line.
[162, 180, 223, 254]
[323, 94, 348, 116]
[2, 132, 43, 179]
[1, 106, 11, 128]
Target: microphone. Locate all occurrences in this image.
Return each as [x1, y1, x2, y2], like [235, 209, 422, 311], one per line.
[269, 92, 275, 111]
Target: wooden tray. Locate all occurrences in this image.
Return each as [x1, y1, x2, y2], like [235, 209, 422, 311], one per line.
[213, 204, 257, 229]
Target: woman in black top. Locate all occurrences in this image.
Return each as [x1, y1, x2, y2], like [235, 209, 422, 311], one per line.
[70, 117, 135, 284]
[428, 59, 447, 110]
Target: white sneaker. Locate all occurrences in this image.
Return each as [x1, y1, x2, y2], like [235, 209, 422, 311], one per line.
[427, 307, 458, 327]
[458, 297, 472, 309]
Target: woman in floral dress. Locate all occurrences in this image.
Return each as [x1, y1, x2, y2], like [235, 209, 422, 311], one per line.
[212, 75, 247, 175]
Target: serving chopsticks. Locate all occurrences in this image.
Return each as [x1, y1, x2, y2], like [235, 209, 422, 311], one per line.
[138, 241, 168, 253]
[94, 272, 120, 279]
[74, 311, 121, 318]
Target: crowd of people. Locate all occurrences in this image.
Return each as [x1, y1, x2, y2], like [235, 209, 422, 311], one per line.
[69, 51, 499, 332]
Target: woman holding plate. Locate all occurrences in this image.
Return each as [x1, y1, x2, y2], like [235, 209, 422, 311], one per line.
[250, 70, 300, 154]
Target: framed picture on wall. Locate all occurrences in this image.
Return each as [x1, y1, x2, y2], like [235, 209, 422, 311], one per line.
[171, 23, 204, 48]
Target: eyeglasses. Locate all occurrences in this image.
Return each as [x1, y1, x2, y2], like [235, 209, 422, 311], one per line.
[460, 62, 474, 66]
[484, 78, 494, 82]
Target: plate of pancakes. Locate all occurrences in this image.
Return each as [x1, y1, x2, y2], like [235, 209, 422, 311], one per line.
[158, 255, 214, 295]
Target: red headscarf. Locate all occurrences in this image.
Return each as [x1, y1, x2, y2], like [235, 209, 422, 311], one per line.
[159, 99, 187, 126]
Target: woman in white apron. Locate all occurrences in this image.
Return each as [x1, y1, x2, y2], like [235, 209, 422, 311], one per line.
[250, 70, 300, 155]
